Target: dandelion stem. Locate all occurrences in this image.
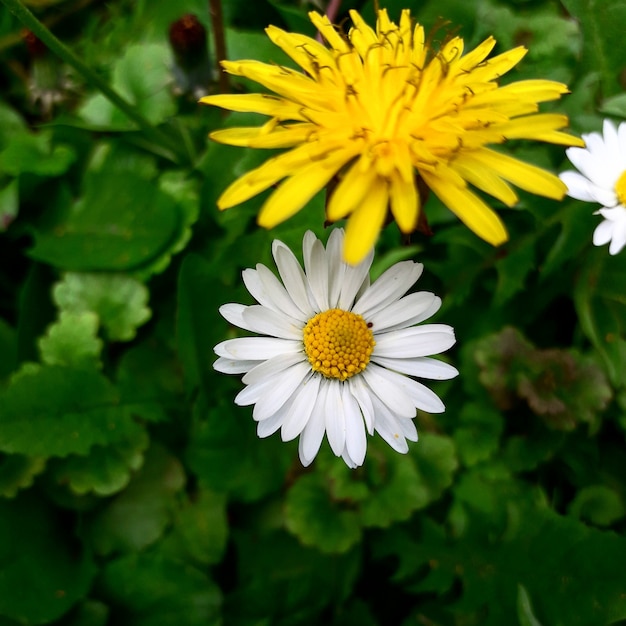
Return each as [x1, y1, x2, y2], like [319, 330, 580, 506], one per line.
[0, 0, 186, 163]
[208, 0, 229, 93]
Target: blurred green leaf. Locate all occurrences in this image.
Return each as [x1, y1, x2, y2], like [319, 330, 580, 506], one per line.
[0, 364, 143, 457]
[517, 585, 544, 626]
[53, 273, 151, 341]
[285, 472, 362, 554]
[98, 552, 221, 626]
[0, 454, 46, 498]
[599, 93, 626, 118]
[48, 427, 149, 497]
[38, 310, 103, 367]
[0, 180, 18, 232]
[88, 444, 185, 555]
[561, 0, 626, 97]
[79, 44, 176, 129]
[0, 492, 95, 624]
[453, 403, 504, 467]
[0, 132, 75, 177]
[568, 485, 626, 527]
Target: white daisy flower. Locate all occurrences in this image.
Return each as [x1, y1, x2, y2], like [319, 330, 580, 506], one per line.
[560, 119, 626, 254]
[213, 229, 458, 469]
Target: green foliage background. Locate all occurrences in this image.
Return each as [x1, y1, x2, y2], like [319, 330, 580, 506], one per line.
[0, 0, 625, 624]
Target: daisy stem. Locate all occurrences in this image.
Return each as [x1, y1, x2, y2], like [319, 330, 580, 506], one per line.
[0, 0, 187, 164]
[208, 0, 229, 94]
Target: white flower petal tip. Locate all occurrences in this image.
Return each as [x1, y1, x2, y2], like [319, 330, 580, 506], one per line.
[213, 229, 459, 468]
[560, 120, 626, 254]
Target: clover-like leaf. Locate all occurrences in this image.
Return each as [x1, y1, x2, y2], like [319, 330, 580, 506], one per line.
[38, 310, 103, 367]
[53, 273, 150, 341]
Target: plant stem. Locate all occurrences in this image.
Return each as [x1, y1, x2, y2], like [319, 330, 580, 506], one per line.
[0, 0, 185, 163]
[208, 0, 229, 93]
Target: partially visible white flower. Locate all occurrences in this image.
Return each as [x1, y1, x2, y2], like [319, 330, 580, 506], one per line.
[560, 119, 626, 254]
[214, 229, 458, 469]
[592, 206, 626, 255]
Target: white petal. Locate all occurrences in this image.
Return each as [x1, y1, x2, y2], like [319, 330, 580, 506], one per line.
[362, 363, 417, 418]
[217, 337, 301, 360]
[367, 292, 439, 332]
[325, 382, 346, 456]
[235, 376, 277, 407]
[560, 171, 616, 205]
[257, 408, 285, 438]
[213, 356, 261, 374]
[374, 324, 456, 358]
[371, 355, 459, 380]
[242, 351, 306, 385]
[272, 240, 315, 317]
[251, 360, 311, 420]
[219, 303, 250, 330]
[241, 305, 303, 339]
[593, 219, 614, 246]
[326, 228, 347, 309]
[399, 417, 418, 442]
[280, 373, 321, 441]
[609, 218, 626, 254]
[348, 376, 375, 435]
[304, 235, 329, 311]
[249, 264, 308, 321]
[401, 377, 446, 414]
[370, 394, 409, 453]
[342, 384, 367, 466]
[338, 248, 374, 310]
[353, 261, 423, 318]
[341, 448, 358, 469]
[298, 379, 330, 466]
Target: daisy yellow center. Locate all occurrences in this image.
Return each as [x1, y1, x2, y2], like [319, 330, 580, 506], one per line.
[303, 309, 375, 380]
[615, 170, 626, 205]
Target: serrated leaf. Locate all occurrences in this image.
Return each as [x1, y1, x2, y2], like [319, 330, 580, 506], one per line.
[88, 444, 185, 555]
[285, 473, 362, 554]
[53, 273, 151, 341]
[38, 310, 103, 367]
[49, 427, 149, 496]
[0, 492, 95, 624]
[0, 454, 46, 498]
[98, 552, 221, 626]
[453, 403, 504, 467]
[0, 365, 142, 457]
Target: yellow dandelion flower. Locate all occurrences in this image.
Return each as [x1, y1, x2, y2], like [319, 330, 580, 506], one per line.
[200, 9, 584, 264]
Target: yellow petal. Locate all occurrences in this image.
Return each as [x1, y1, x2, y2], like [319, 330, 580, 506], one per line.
[200, 93, 307, 120]
[258, 151, 351, 228]
[211, 124, 314, 149]
[422, 171, 508, 246]
[451, 156, 518, 207]
[495, 113, 572, 140]
[343, 180, 389, 265]
[469, 149, 568, 199]
[327, 161, 376, 222]
[309, 12, 350, 53]
[389, 172, 419, 233]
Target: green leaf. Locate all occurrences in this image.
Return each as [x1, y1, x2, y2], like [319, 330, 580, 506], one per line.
[567, 485, 626, 527]
[48, 427, 149, 496]
[0, 132, 75, 176]
[599, 92, 626, 118]
[574, 249, 626, 387]
[38, 310, 103, 367]
[186, 399, 293, 503]
[0, 492, 95, 624]
[0, 179, 18, 231]
[0, 454, 46, 498]
[78, 44, 176, 129]
[494, 239, 536, 306]
[98, 552, 222, 626]
[0, 365, 142, 457]
[162, 488, 228, 566]
[285, 473, 362, 554]
[561, 0, 626, 97]
[453, 403, 504, 467]
[53, 273, 151, 341]
[0, 318, 17, 380]
[88, 444, 185, 555]
[517, 585, 544, 626]
[30, 169, 181, 273]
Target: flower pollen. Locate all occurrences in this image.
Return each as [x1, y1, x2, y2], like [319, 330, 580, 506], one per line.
[615, 170, 626, 206]
[303, 309, 375, 380]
